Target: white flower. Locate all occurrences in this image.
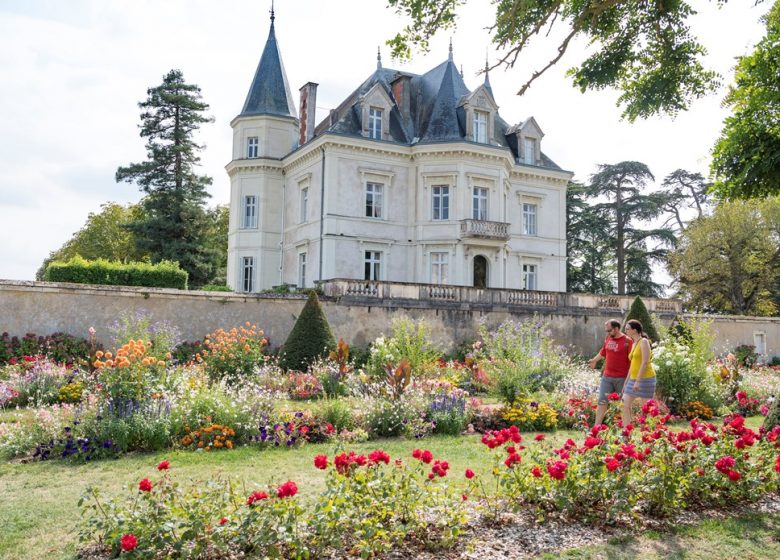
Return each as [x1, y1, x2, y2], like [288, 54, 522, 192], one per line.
[666, 361, 673, 367]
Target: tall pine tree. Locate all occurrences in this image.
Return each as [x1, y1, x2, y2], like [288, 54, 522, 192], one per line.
[586, 162, 675, 296]
[116, 69, 218, 288]
[566, 182, 614, 293]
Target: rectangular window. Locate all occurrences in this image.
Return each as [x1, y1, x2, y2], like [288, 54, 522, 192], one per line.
[241, 256, 254, 293]
[522, 264, 537, 291]
[364, 250, 381, 281]
[473, 110, 488, 143]
[522, 203, 537, 236]
[432, 185, 450, 220]
[300, 187, 308, 223]
[365, 182, 383, 218]
[298, 252, 307, 288]
[524, 137, 536, 164]
[753, 332, 766, 356]
[430, 252, 449, 284]
[472, 187, 488, 221]
[247, 137, 259, 159]
[368, 107, 383, 139]
[242, 195, 257, 229]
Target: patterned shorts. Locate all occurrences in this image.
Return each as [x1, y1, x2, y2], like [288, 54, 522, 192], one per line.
[623, 377, 656, 399]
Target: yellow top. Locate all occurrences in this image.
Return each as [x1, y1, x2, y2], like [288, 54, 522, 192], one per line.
[628, 339, 655, 380]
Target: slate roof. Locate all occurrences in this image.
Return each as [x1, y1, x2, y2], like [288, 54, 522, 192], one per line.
[239, 19, 296, 119]
[311, 57, 562, 170]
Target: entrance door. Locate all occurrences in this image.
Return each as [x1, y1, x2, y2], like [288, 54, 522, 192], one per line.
[473, 255, 487, 289]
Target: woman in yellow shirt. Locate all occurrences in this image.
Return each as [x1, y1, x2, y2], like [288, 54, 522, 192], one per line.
[622, 319, 656, 424]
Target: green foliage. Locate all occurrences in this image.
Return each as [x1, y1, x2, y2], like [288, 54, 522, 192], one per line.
[387, 0, 720, 121]
[567, 181, 614, 294]
[657, 170, 710, 239]
[625, 296, 660, 342]
[585, 162, 674, 296]
[319, 399, 355, 432]
[365, 318, 441, 379]
[116, 69, 219, 288]
[280, 292, 336, 371]
[0, 331, 94, 366]
[36, 202, 147, 281]
[733, 344, 759, 368]
[653, 339, 719, 414]
[200, 324, 268, 382]
[45, 255, 187, 289]
[764, 396, 780, 430]
[199, 284, 232, 292]
[712, 2, 780, 199]
[668, 197, 780, 315]
[108, 310, 182, 360]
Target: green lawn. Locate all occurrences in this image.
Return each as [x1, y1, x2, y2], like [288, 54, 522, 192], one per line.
[0, 418, 773, 559]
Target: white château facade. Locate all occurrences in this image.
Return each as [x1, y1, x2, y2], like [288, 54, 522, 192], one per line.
[227, 13, 572, 293]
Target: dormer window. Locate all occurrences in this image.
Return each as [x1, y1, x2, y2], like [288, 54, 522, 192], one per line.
[247, 137, 259, 159]
[473, 110, 488, 143]
[524, 137, 536, 164]
[368, 107, 383, 139]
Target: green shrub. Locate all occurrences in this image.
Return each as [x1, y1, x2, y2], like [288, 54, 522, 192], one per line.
[200, 284, 232, 292]
[44, 255, 187, 289]
[279, 291, 336, 371]
[764, 397, 780, 430]
[653, 338, 719, 413]
[319, 399, 355, 432]
[625, 296, 660, 342]
[733, 344, 758, 368]
[365, 318, 440, 378]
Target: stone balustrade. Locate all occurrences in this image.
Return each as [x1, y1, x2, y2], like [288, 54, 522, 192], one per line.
[459, 219, 510, 240]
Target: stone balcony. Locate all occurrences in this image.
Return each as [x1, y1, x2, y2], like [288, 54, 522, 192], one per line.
[459, 219, 510, 240]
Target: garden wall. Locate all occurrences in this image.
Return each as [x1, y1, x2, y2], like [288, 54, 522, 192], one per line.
[1, 280, 778, 357]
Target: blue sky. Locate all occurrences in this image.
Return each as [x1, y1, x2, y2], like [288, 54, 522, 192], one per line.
[0, 0, 767, 283]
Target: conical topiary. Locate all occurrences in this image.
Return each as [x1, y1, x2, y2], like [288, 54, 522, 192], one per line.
[280, 291, 336, 371]
[625, 296, 660, 342]
[764, 397, 780, 431]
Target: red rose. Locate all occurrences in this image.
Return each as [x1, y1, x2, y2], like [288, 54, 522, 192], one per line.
[715, 455, 736, 474]
[608, 392, 621, 401]
[728, 470, 741, 482]
[120, 534, 138, 552]
[547, 460, 567, 480]
[583, 436, 603, 450]
[420, 450, 433, 464]
[774, 455, 780, 473]
[219, 517, 228, 525]
[504, 453, 522, 468]
[534, 434, 545, 441]
[465, 468, 475, 479]
[247, 490, 269, 505]
[461, 494, 468, 501]
[314, 454, 328, 469]
[368, 449, 390, 465]
[605, 458, 620, 472]
[138, 478, 152, 492]
[531, 466, 543, 478]
[412, 448, 422, 459]
[277, 480, 298, 498]
[157, 460, 170, 471]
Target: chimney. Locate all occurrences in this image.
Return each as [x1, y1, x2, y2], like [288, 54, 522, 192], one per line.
[390, 74, 411, 124]
[298, 82, 318, 145]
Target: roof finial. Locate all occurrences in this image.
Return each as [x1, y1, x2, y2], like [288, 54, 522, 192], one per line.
[448, 37, 453, 62]
[377, 46, 382, 69]
[270, 0, 275, 23]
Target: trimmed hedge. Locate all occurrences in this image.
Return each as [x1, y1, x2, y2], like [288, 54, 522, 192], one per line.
[44, 256, 187, 289]
[625, 296, 660, 342]
[280, 291, 336, 371]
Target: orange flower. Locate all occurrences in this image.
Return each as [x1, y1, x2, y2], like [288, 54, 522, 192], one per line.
[95, 351, 104, 358]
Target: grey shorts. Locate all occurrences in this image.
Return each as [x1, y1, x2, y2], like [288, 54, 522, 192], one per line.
[598, 376, 626, 405]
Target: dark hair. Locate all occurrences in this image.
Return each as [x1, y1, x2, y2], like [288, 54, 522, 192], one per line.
[626, 319, 649, 339]
[607, 319, 622, 329]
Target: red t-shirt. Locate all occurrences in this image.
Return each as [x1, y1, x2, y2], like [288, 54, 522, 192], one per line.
[599, 334, 633, 378]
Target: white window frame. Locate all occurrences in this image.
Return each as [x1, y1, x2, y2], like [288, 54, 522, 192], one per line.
[364, 250, 382, 281]
[242, 195, 257, 229]
[522, 263, 538, 291]
[472, 187, 488, 221]
[298, 252, 307, 288]
[432, 185, 450, 220]
[430, 252, 449, 284]
[368, 107, 383, 140]
[522, 203, 537, 236]
[524, 137, 536, 164]
[365, 182, 384, 218]
[300, 187, 308, 223]
[753, 332, 767, 356]
[241, 256, 254, 293]
[473, 110, 488, 143]
[247, 136, 259, 159]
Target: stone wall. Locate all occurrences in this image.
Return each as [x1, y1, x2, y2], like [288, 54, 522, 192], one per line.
[1, 280, 777, 358]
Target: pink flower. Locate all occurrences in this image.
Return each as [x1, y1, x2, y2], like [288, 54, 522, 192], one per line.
[247, 491, 269, 505]
[120, 534, 138, 552]
[314, 454, 328, 470]
[138, 478, 152, 492]
[157, 460, 170, 471]
[276, 480, 298, 498]
[465, 468, 475, 479]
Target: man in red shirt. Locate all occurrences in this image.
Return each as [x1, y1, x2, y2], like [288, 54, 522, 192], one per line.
[588, 319, 633, 425]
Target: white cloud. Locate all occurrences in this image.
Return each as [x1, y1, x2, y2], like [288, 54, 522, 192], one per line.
[0, 0, 767, 282]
